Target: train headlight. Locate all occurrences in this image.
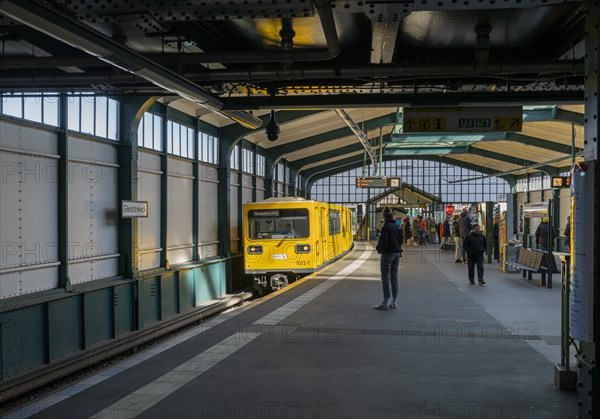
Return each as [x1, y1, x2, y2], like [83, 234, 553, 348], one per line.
[295, 244, 311, 254]
[248, 245, 263, 254]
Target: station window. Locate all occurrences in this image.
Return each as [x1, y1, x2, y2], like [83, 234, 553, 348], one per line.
[67, 95, 119, 140]
[242, 148, 254, 174]
[256, 154, 266, 177]
[310, 160, 510, 204]
[166, 120, 195, 159]
[199, 131, 219, 165]
[230, 144, 240, 170]
[1, 92, 59, 127]
[138, 112, 163, 151]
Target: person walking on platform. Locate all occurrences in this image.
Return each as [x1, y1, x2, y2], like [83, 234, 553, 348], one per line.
[402, 217, 411, 245]
[374, 207, 403, 310]
[452, 215, 462, 263]
[411, 217, 421, 245]
[458, 211, 472, 262]
[440, 215, 451, 250]
[418, 215, 427, 244]
[463, 224, 487, 285]
[535, 217, 555, 251]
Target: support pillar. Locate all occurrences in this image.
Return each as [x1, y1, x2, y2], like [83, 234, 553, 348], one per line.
[577, 1, 599, 416]
[118, 96, 156, 279]
[57, 94, 70, 289]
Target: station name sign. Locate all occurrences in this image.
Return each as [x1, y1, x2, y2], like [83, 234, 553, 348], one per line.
[355, 177, 401, 188]
[122, 200, 148, 218]
[403, 106, 523, 133]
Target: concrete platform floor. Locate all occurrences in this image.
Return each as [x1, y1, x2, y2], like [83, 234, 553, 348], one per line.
[9, 241, 577, 419]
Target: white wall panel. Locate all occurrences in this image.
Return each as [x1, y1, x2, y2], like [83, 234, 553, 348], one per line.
[242, 173, 253, 203]
[198, 164, 218, 182]
[68, 161, 118, 284]
[167, 248, 193, 265]
[167, 165, 193, 264]
[139, 252, 161, 271]
[0, 120, 59, 298]
[198, 243, 219, 260]
[0, 267, 59, 299]
[69, 136, 117, 165]
[198, 180, 218, 248]
[166, 175, 193, 246]
[69, 257, 119, 285]
[169, 157, 193, 177]
[139, 151, 161, 172]
[0, 120, 57, 154]
[1, 153, 58, 268]
[138, 170, 161, 270]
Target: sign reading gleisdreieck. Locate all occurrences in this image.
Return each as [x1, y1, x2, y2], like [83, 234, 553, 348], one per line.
[122, 200, 148, 217]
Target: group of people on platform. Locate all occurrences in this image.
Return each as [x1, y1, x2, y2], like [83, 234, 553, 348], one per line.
[396, 215, 440, 245]
[374, 207, 569, 309]
[373, 208, 489, 310]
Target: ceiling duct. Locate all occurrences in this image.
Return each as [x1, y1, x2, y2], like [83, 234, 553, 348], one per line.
[0, 0, 262, 129]
[334, 109, 378, 174]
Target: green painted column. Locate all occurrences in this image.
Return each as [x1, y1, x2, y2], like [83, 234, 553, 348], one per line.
[486, 201, 493, 263]
[264, 154, 280, 199]
[57, 94, 70, 289]
[161, 108, 169, 268]
[117, 96, 156, 279]
[251, 142, 257, 202]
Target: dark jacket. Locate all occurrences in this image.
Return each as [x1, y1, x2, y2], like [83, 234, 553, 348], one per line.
[458, 212, 472, 238]
[463, 232, 487, 256]
[376, 219, 403, 254]
[535, 222, 556, 247]
[452, 220, 461, 238]
[442, 219, 451, 238]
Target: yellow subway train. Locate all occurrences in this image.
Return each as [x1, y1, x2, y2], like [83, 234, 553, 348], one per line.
[243, 197, 353, 294]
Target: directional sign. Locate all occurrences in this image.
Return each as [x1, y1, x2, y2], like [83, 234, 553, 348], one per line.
[403, 107, 522, 133]
[355, 177, 401, 188]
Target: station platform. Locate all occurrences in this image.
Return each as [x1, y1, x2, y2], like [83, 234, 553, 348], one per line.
[7, 241, 577, 419]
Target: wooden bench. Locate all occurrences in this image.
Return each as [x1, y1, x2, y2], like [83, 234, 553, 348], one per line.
[507, 247, 559, 287]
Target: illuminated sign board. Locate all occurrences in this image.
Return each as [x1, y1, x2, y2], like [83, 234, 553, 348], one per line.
[403, 106, 523, 133]
[551, 176, 571, 188]
[355, 177, 401, 188]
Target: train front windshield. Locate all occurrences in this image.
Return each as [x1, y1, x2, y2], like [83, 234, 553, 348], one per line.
[248, 208, 309, 239]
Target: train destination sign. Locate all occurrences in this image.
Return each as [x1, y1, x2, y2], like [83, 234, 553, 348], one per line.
[402, 106, 523, 133]
[355, 177, 401, 188]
